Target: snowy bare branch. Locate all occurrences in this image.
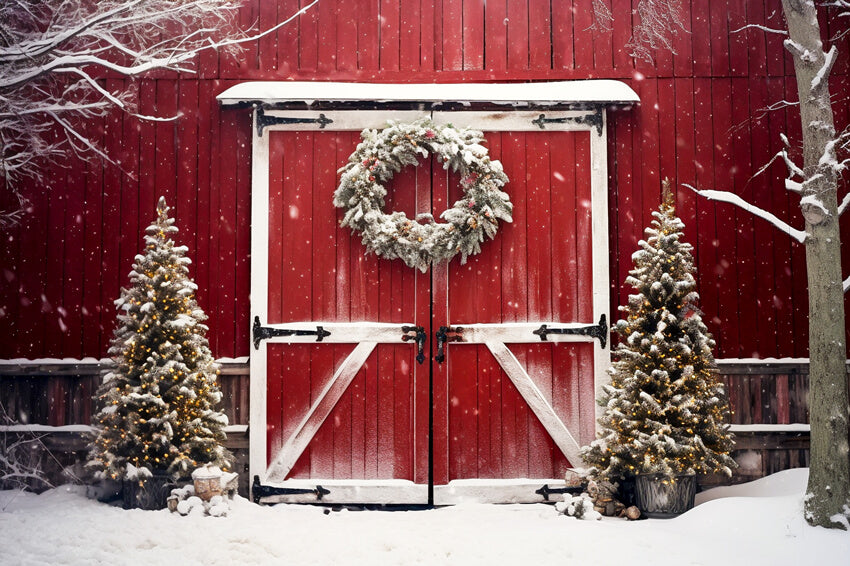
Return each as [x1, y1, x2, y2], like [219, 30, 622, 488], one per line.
[626, 0, 689, 63]
[0, 0, 317, 225]
[731, 24, 789, 36]
[589, 0, 614, 32]
[683, 184, 808, 243]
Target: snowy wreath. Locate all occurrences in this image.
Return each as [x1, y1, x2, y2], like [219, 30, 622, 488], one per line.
[333, 119, 512, 272]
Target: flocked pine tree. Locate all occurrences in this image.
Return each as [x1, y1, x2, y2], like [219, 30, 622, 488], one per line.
[89, 198, 230, 484]
[582, 180, 735, 481]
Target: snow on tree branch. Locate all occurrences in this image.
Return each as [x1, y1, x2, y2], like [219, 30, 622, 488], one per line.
[683, 184, 808, 243]
[626, 0, 688, 63]
[731, 24, 789, 36]
[0, 0, 317, 226]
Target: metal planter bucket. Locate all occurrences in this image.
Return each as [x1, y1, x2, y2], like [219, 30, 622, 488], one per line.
[634, 474, 696, 518]
[123, 472, 175, 510]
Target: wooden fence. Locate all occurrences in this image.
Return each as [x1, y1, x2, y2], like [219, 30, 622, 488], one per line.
[1, 359, 834, 494]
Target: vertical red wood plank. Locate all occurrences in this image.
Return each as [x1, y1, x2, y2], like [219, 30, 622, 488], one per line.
[61, 138, 83, 358]
[693, 78, 721, 347]
[764, 3, 786, 77]
[728, 0, 749, 77]
[194, 80, 216, 332]
[711, 78, 739, 355]
[527, 0, 550, 71]
[506, 0, 529, 71]
[574, 133, 596, 446]
[258, 0, 279, 73]
[776, 374, 790, 424]
[612, 103, 637, 315]
[299, 0, 319, 72]
[215, 94, 238, 357]
[672, 0, 693, 77]
[745, 0, 767, 77]
[156, 80, 178, 213]
[358, 0, 380, 71]
[572, 0, 593, 72]
[592, 0, 615, 73]
[464, 0, 485, 70]
[380, 0, 401, 71]
[767, 78, 793, 357]
[398, 1, 422, 71]
[709, 0, 730, 77]
[550, 131, 578, 457]
[672, 78, 698, 290]
[657, 79, 677, 182]
[551, 0, 574, 71]
[176, 80, 199, 269]
[691, 2, 712, 77]
[234, 112, 252, 357]
[265, 131, 285, 466]
[525, 132, 554, 477]
[82, 114, 105, 357]
[730, 77, 757, 359]
[498, 131, 527, 477]
[336, 0, 358, 73]
[786, 78, 809, 358]
[485, 0, 508, 71]
[101, 80, 126, 357]
[400, 0, 422, 71]
[282, 132, 314, 478]
[312, 132, 340, 477]
[138, 80, 157, 232]
[748, 78, 778, 357]
[42, 149, 65, 356]
[478, 133, 504, 478]
[441, 0, 463, 70]
[638, 79, 660, 228]
[317, 0, 338, 75]
[419, 0, 436, 72]
[278, 0, 300, 75]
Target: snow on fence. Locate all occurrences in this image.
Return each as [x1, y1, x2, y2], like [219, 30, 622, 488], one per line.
[1, 358, 838, 493]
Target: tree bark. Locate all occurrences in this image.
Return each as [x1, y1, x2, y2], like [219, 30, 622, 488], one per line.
[781, 0, 850, 529]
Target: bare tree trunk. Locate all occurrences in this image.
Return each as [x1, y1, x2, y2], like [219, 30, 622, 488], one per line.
[781, 0, 850, 529]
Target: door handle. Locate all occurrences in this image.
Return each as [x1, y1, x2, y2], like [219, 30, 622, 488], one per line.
[401, 325, 427, 364]
[435, 326, 463, 364]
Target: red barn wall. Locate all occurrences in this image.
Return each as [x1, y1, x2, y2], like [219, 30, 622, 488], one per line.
[1, 0, 848, 361]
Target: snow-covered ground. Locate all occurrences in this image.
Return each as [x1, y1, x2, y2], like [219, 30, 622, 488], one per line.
[1, 468, 847, 566]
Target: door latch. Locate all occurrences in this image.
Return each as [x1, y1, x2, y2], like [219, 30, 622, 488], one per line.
[435, 326, 463, 364]
[401, 325, 427, 365]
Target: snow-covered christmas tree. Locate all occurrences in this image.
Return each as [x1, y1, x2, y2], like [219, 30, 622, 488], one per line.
[582, 180, 735, 480]
[89, 198, 230, 485]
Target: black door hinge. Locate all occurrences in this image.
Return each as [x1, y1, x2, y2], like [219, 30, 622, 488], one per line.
[535, 483, 585, 501]
[533, 314, 608, 348]
[252, 475, 331, 504]
[531, 109, 603, 136]
[252, 316, 331, 349]
[256, 108, 333, 135]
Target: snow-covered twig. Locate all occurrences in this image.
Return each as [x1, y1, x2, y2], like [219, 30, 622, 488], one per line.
[683, 184, 807, 243]
[731, 24, 788, 35]
[626, 0, 689, 63]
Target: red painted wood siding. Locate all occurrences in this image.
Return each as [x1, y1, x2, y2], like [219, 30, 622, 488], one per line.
[1, 1, 848, 361]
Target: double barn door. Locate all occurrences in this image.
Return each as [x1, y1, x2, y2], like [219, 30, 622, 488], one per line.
[249, 110, 610, 504]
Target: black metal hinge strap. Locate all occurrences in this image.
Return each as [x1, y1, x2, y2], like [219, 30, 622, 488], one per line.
[533, 314, 608, 349]
[256, 108, 333, 135]
[435, 326, 464, 364]
[252, 476, 330, 504]
[252, 316, 331, 349]
[535, 484, 585, 502]
[531, 109, 603, 136]
[401, 325, 427, 365]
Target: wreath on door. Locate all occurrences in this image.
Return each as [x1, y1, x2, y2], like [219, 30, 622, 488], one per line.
[333, 119, 512, 272]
